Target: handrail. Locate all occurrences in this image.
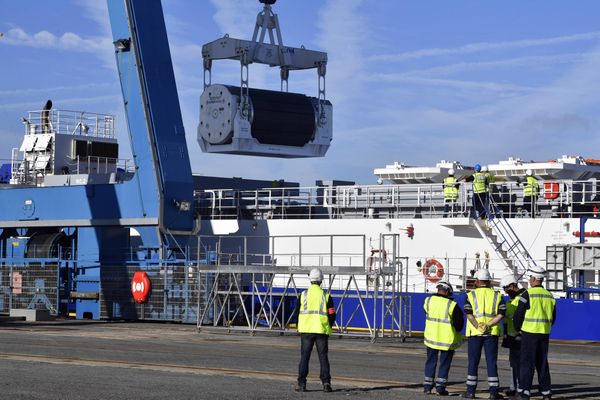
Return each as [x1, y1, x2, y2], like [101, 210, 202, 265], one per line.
[194, 179, 600, 220]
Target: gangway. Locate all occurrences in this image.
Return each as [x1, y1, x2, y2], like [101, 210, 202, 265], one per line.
[472, 197, 539, 279]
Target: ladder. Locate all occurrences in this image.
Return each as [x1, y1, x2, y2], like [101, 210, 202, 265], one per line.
[472, 196, 538, 278]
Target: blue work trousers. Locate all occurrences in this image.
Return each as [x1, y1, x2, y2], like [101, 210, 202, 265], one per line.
[519, 332, 551, 399]
[466, 335, 499, 395]
[424, 347, 455, 393]
[472, 192, 489, 219]
[509, 345, 520, 392]
[297, 333, 331, 385]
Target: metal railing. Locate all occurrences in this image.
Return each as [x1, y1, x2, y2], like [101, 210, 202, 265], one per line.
[71, 155, 135, 175]
[23, 109, 115, 139]
[0, 261, 60, 315]
[195, 180, 600, 219]
[196, 233, 411, 340]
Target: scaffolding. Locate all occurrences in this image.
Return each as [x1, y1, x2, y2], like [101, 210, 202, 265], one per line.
[196, 234, 411, 341]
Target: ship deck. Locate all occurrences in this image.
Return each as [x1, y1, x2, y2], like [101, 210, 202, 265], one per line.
[0, 321, 598, 399]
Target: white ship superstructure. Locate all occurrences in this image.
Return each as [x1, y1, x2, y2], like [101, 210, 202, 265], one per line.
[196, 159, 600, 299]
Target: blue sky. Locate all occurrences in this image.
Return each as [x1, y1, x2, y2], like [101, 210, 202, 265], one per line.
[2, 0, 600, 185]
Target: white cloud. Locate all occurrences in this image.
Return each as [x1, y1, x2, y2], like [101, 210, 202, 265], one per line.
[371, 31, 600, 62]
[0, 95, 121, 112]
[315, 0, 367, 112]
[368, 74, 535, 93]
[76, 0, 111, 37]
[401, 53, 593, 77]
[2, 27, 111, 53]
[0, 83, 115, 97]
[208, 0, 257, 39]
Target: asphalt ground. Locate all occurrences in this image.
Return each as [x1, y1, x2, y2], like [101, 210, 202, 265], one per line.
[0, 321, 598, 400]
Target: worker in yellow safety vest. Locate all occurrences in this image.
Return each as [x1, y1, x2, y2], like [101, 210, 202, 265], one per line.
[500, 274, 526, 398]
[513, 266, 556, 400]
[471, 164, 489, 219]
[522, 169, 539, 218]
[423, 281, 464, 396]
[463, 269, 506, 400]
[294, 268, 336, 393]
[443, 169, 460, 217]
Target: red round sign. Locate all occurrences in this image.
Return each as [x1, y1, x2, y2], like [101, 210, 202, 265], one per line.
[131, 271, 151, 303]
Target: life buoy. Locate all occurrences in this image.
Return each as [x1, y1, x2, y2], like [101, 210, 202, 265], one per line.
[423, 258, 444, 283]
[131, 271, 151, 303]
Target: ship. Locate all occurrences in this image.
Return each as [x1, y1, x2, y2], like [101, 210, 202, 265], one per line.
[1, 0, 599, 343]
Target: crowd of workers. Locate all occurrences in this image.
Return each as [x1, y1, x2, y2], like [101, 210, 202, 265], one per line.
[424, 266, 555, 400]
[294, 266, 556, 400]
[443, 166, 539, 218]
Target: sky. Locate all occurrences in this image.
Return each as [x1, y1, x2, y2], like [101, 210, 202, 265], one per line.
[2, 0, 600, 185]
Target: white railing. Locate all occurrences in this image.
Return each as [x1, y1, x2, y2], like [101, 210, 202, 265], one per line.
[195, 179, 600, 219]
[23, 109, 115, 139]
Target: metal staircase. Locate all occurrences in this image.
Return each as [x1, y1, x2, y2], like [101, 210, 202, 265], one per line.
[472, 197, 538, 278]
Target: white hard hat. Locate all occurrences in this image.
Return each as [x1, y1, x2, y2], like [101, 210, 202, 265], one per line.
[475, 269, 492, 281]
[526, 169, 533, 176]
[500, 274, 518, 288]
[436, 280, 453, 295]
[482, 166, 488, 172]
[527, 265, 546, 279]
[309, 268, 324, 283]
[448, 168, 455, 176]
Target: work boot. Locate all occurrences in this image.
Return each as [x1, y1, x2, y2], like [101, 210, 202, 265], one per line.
[436, 389, 449, 396]
[294, 383, 306, 392]
[323, 383, 333, 392]
[462, 393, 475, 399]
[424, 388, 432, 395]
[504, 389, 516, 397]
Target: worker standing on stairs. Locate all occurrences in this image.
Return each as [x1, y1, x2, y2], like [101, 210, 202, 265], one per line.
[513, 266, 556, 400]
[463, 269, 505, 400]
[500, 274, 526, 398]
[294, 268, 336, 393]
[443, 169, 459, 217]
[423, 281, 464, 396]
[521, 170, 539, 218]
[472, 164, 489, 219]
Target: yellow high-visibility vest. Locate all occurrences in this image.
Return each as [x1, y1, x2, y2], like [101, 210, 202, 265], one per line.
[521, 286, 555, 334]
[443, 177, 459, 201]
[424, 295, 462, 350]
[466, 287, 502, 336]
[524, 176, 539, 197]
[505, 294, 521, 337]
[298, 285, 332, 335]
[473, 172, 487, 194]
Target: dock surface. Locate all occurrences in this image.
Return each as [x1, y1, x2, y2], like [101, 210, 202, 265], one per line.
[0, 321, 598, 399]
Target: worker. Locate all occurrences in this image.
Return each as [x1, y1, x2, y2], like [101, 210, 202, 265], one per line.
[463, 269, 505, 400]
[483, 166, 499, 216]
[423, 281, 464, 396]
[294, 268, 336, 393]
[522, 169, 539, 218]
[500, 274, 526, 398]
[41, 99, 52, 134]
[443, 169, 459, 217]
[472, 164, 489, 219]
[513, 266, 556, 400]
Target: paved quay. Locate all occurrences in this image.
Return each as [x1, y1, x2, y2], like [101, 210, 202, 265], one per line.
[0, 321, 598, 400]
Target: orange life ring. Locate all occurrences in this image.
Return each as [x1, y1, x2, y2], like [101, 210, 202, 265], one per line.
[423, 258, 444, 283]
[131, 271, 151, 303]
